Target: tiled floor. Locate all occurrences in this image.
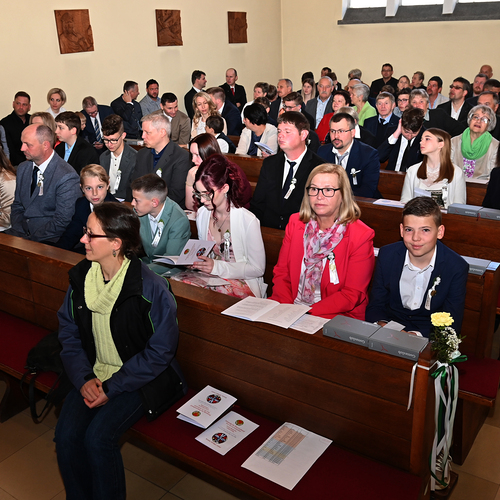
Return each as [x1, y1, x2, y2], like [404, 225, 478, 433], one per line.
[0, 381, 239, 500]
[2, 342, 500, 499]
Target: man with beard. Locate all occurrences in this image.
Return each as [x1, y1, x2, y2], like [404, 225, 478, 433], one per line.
[317, 112, 380, 198]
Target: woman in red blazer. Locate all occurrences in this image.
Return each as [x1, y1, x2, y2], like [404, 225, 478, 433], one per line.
[271, 163, 375, 320]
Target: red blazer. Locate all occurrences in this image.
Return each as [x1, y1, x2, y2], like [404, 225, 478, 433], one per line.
[271, 214, 375, 320]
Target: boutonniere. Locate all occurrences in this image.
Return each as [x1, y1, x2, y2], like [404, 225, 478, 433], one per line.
[425, 276, 441, 310]
[284, 177, 297, 200]
[350, 168, 361, 185]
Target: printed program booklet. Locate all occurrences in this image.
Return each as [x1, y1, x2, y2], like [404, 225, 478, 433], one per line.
[221, 296, 311, 329]
[176, 385, 237, 429]
[195, 411, 259, 455]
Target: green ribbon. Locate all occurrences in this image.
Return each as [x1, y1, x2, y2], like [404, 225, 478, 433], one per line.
[431, 355, 468, 380]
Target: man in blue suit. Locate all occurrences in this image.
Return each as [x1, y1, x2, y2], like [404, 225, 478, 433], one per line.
[363, 92, 400, 149]
[317, 112, 380, 198]
[365, 197, 469, 337]
[81, 96, 113, 155]
[207, 87, 243, 136]
[6, 124, 81, 243]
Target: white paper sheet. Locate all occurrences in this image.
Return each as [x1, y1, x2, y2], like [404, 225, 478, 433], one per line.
[289, 315, 329, 334]
[242, 423, 332, 490]
[195, 411, 259, 455]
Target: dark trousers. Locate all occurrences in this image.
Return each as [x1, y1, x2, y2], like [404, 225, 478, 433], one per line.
[54, 387, 143, 500]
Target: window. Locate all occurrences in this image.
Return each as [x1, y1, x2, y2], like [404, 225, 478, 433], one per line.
[340, 0, 500, 24]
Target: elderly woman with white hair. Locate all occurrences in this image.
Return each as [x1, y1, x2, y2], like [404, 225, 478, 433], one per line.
[350, 83, 376, 126]
[450, 104, 499, 180]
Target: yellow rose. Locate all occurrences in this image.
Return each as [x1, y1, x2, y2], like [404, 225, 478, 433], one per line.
[431, 312, 454, 327]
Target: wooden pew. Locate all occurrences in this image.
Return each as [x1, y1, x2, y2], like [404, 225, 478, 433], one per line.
[226, 154, 489, 207]
[376, 170, 488, 206]
[0, 234, 433, 498]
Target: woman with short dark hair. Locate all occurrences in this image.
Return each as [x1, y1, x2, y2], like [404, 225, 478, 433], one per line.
[55, 202, 186, 500]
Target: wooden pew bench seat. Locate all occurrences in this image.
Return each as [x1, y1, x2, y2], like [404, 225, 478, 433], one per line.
[0, 311, 57, 422]
[129, 389, 422, 500]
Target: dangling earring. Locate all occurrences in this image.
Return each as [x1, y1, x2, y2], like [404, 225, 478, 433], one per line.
[112, 249, 116, 257]
[224, 192, 227, 199]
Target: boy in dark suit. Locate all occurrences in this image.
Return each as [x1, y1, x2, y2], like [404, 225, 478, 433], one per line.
[365, 197, 468, 337]
[55, 112, 99, 174]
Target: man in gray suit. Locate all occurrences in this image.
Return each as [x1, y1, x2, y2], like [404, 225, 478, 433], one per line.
[132, 113, 191, 209]
[99, 115, 137, 202]
[160, 93, 190, 146]
[7, 124, 80, 243]
[305, 76, 334, 129]
[131, 174, 190, 275]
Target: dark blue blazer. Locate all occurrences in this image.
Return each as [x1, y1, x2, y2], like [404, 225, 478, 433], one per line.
[378, 126, 425, 172]
[365, 240, 469, 337]
[81, 105, 113, 145]
[317, 139, 380, 198]
[363, 113, 400, 149]
[110, 97, 143, 139]
[55, 193, 118, 253]
[221, 100, 243, 136]
[55, 136, 99, 175]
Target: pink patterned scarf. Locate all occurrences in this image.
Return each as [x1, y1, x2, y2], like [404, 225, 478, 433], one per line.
[299, 219, 346, 305]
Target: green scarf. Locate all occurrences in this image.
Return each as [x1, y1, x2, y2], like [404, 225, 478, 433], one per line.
[84, 258, 131, 382]
[461, 128, 492, 160]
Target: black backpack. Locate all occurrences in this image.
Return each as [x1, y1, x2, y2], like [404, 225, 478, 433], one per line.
[22, 331, 72, 423]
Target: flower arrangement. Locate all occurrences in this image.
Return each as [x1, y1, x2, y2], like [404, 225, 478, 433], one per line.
[430, 312, 463, 364]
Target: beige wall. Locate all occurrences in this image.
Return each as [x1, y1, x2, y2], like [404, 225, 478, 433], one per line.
[1, 0, 498, 120]
[282, 1, 499, 92]
[0, 0, 282, 118]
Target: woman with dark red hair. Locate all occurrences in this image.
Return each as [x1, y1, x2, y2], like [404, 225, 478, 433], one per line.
[186, 133, 252, 211]
[191, 154, 266, 298]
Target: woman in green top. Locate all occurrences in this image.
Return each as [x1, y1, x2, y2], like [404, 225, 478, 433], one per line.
[450, 105, 499, 180]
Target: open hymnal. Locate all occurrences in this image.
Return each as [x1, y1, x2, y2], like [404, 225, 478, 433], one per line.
[153, 239, 214, 266]
[221, 296, 311, 329]
[176, 385, 236, 429]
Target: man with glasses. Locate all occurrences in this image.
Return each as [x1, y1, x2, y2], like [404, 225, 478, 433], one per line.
[317, 112, 380, 198]
[250, 111, 323, 229]
[131, 174, 190, 274]
[437, 77, 472, 124]
[80, 96, 114, 155]
[426, 77, 448, 110]
[379, 108, 425, 172]
[99, 115, 137, 202]
[132, 113, 190, 209]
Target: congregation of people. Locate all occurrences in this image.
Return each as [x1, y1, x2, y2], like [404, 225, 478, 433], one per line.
[2, 62, 500, 498]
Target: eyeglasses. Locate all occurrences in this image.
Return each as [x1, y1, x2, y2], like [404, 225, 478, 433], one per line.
[283, 104, 299, 111]
[306, 187, 340, 197]
[471, 115, 489, 124]
[103, 138, 120, 144]
[82, 226, 109, 240]
[329, 129, 353, 136]
[397, 98, 409, 103]
[449, 85, 463, 90]
[193, 189, 213, 201]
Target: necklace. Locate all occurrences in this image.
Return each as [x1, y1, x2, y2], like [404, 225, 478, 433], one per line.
[212, 212, 230, 232]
